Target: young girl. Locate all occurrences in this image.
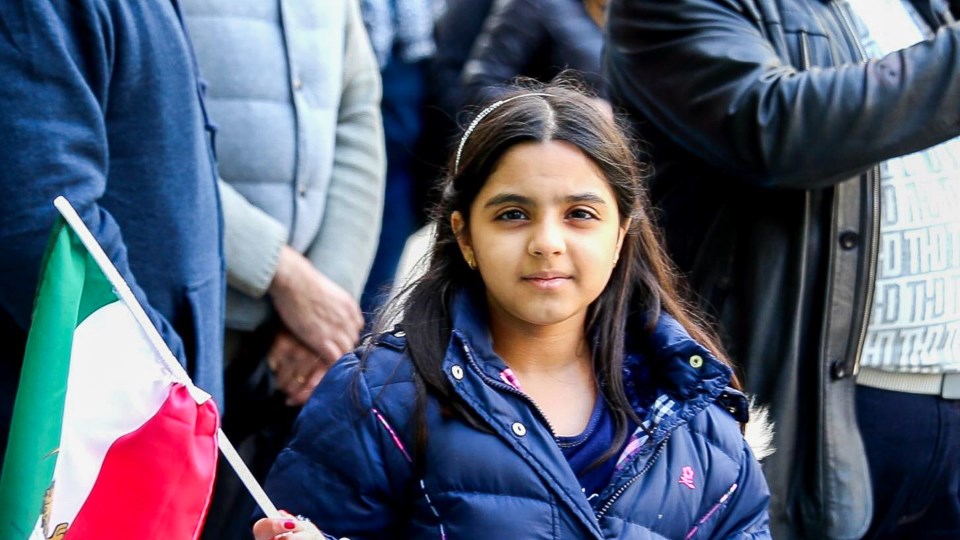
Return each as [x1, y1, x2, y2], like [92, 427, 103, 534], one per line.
[253, 84, 771, 539]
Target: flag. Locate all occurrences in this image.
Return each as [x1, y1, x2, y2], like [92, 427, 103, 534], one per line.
[0, 213, 219, 540]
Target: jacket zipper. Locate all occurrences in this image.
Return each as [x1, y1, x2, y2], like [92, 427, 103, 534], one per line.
[830, 1, 869, 61]
[852, 167, 881, 376]
[594, 437, 669, 520]
[457, 340, 561, 437]
[458, 337, 679, 525]
[829, 0, 881, 376]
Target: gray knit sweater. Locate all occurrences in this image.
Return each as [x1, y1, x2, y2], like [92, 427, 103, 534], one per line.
[183, 0, 385, 330]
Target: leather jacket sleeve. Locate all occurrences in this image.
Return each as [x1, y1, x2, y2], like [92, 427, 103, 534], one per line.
[461, 0, 548, 105]
[605, 0, 960, 189]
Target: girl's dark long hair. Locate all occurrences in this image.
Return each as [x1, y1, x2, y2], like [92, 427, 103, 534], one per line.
[370, 80, 740, 468]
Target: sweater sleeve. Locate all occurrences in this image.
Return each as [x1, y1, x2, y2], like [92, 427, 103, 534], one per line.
[263, 354, 409, 539]
[218, 179, 288, 299]
[0, 0, 185, 359]
[605, 0, 960, 188]
[304, 0, 385, 300]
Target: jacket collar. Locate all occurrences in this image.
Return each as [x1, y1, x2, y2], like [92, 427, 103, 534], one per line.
[447, 288, 733, 406]
[447, 289, 515, 381]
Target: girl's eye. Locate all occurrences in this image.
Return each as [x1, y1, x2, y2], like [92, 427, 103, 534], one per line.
[497, 209, 527, 221]
[568, 208, 598, 220]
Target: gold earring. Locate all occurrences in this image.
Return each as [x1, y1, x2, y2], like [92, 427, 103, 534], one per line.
[466, 255, 477, 270]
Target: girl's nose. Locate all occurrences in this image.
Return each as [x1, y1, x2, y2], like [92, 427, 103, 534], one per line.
[528, 220, 566, 257]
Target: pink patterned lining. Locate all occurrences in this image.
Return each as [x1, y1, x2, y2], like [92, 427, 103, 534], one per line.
[499, 368, 523, 390]
[615, 430, 646, 471]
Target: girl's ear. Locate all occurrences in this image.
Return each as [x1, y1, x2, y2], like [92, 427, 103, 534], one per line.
[614, 219, 631, 264]
[451, 211, 475, 266]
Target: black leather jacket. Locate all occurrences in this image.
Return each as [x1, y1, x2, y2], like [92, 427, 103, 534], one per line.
[605, 0, 958, 537]
[461, 0, 605, 106]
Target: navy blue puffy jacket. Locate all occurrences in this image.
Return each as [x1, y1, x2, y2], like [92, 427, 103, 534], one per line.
[264, 292, 771, 539]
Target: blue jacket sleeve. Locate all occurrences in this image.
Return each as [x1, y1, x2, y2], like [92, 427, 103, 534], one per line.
[263, 354, 412, 539]
[0, 1, 185, 359]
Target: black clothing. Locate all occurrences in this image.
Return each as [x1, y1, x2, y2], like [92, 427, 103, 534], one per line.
[605, 0, 960, 537]
[461, 0, 605, 107]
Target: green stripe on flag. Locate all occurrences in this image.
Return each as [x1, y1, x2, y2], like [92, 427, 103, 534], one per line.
[0, 218, 118, 539]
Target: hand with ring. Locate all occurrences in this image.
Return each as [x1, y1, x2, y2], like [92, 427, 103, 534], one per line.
[253, 510, 328, 540]
[266, 329, 334, 406]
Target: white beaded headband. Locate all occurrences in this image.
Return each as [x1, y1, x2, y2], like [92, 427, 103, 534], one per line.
[453, 93, 553, 174]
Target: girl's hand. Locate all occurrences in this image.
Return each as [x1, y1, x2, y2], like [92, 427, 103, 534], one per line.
[253, 510, 328, 540]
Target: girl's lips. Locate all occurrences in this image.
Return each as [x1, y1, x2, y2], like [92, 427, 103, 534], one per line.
[523, 275, 572, 290]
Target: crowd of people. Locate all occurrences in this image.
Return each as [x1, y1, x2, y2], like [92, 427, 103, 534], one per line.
[1, 0, 958, 539]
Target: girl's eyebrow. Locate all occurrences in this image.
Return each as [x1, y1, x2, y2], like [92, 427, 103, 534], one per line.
[565, 193, 608, 205]
[483, 193, 534, 209]
[482, 192, 607, 209]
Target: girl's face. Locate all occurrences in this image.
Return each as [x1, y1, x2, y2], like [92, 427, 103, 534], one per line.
[452, 141, 628, 333]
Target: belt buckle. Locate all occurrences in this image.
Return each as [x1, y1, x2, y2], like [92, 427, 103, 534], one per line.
[942, 373, 960, 399]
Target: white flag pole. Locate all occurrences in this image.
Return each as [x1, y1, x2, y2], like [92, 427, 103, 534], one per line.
[53, 196, 281, 519]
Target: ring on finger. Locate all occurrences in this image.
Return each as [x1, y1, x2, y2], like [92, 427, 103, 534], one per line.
[295, 375, 307, 384]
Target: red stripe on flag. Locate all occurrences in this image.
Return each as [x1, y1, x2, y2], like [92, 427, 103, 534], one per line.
[64, 384, 219, 540]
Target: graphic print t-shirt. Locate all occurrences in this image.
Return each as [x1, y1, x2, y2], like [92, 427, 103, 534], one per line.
[846, 0, 960, 374]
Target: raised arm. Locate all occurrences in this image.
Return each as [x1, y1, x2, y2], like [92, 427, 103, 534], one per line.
[605, 0, 960, 188]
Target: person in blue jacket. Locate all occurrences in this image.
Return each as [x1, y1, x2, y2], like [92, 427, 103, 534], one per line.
[0, 0, 224, 458]
[253, 82, 771, 540]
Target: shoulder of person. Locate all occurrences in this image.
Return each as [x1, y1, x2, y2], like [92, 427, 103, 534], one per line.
[295, 327, 419, 442]
[347, 326, 417, 393]
[686, 389, 775, 462]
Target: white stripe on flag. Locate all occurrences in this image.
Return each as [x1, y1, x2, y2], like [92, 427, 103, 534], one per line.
[47, 301, 174, 529]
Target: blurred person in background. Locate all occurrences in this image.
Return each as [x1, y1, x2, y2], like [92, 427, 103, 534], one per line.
[606, 0, 960, 537]
[181, 1, 385, 538]
[413, 0, 497, 219]
[0, 0, 224, 461]
[359, 0, 438, 324]
[460, 0, 608, 107]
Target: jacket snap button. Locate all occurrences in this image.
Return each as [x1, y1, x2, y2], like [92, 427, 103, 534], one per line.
[512, 422, 527, 436]
[689, 355, 704, 368]
[451, 365, 464, 380]
[830, 360, 847, 379]
[839, 231, 859, 250]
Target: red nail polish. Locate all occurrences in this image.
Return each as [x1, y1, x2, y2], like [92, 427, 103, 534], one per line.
[283, 520, 296, 530]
